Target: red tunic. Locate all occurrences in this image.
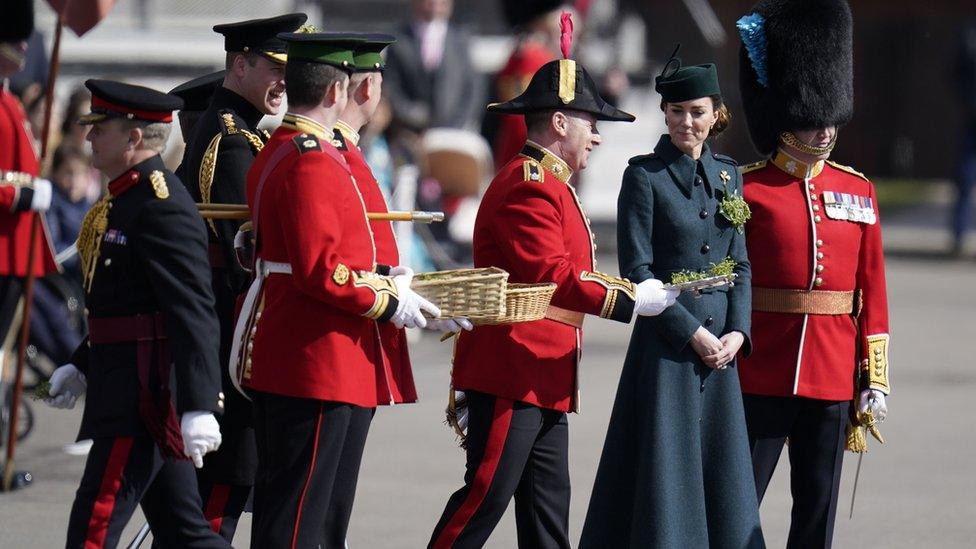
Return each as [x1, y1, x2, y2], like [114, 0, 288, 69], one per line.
[243, 113, 401, 407]
[453, 141, 635, 412]
[739, 150, 890, 401]
[333, 120, 416, 405]
[0, 88, 57, 277]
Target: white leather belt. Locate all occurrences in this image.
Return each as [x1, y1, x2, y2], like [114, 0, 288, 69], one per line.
[259, 260, 292, 276]
[228, 259, 292, 399]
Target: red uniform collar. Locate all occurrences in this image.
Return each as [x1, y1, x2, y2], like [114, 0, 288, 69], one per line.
[107, 169, 140, 197]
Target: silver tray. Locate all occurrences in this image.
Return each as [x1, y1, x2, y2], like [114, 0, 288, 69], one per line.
[664, 273, 737, 293]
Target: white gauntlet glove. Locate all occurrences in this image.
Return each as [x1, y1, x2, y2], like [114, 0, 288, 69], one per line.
[180, 411, 222, 468]
[390, 266, 441, 329]
[858, 389, 887, 423]
[45, 363, 87, 410]
[30, 178, 53, 212]
[634, 278, 679, 317]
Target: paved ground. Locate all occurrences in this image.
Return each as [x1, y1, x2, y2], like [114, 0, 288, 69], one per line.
[2, 197, 975, 547]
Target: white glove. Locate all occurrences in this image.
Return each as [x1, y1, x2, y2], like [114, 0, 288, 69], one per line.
[30, 178, 53, 212]
[858, 389, 887, 423]
[634, 278, 679, 317]
[454, 390, 469, 432]
[389, 266, 441, 329]
[45, 363, 87, 410]
[180, 411, 222, 468]
[426, 317, 473, 333]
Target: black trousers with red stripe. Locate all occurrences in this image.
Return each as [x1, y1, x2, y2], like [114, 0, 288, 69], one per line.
[149, 478, 250, 548]
[250, 391, 374, 549]
[65, 436, 229, 549]
[429, 391, 571, 549]
[197, 478, 251, 542]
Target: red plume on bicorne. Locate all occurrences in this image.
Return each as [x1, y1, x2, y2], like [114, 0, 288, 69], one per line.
[560, 11, 574, 59]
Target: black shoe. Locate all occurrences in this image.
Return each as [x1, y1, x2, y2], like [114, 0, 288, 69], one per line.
[0, 469, 33, 492]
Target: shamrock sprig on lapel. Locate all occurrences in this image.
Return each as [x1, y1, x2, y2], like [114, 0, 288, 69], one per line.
[718, 169, 751, 234]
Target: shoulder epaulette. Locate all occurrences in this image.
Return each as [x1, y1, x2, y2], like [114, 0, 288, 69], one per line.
[739, 160, 767, 174]
[332, 129, 348, 151]
[826, 160, 869, 181]
[713, 153, 738, 166]
[219, 110, 239, 136]
[293, 133, 322, 155]
[628, 153, 657, 165]
[149, 170, 169, 200]
[522, 159, 544, 182]
[216, 111, 263, 152]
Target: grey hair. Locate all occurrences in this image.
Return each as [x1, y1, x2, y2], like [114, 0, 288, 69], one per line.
[125, 120, 172, 153]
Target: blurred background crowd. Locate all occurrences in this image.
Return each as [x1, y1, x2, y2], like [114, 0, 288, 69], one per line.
[5, 0, 976, 411]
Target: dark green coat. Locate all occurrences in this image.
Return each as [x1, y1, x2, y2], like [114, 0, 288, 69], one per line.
[580, 135, 764, 548]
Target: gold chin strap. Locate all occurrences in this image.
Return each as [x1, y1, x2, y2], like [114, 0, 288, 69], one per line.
[779, 131, 837, 156]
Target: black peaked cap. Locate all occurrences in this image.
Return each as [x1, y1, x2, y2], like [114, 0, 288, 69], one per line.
[169, 71, 225, 112]
[213, 13, 308, 59]
[80, 79, 183, 125]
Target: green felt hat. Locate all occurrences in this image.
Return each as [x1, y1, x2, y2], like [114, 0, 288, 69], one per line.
[655, 45, 721, 103]
[352, 33, 396, 71]
[278, 32, 365, 70]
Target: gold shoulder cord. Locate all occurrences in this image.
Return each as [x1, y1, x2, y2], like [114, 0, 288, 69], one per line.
[77, 196, 112, 292]
[198, 125, 265, 236]
[199, 134, 222, 235]
[240, 129, 266, 153]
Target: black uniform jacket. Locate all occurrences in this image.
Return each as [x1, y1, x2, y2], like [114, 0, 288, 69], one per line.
[179, 85, 266, 292]
[70, 155, 222, 440]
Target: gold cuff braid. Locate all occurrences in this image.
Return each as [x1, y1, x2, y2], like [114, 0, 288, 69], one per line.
[580, 271, 636, 319]
[353, 270, 398, 320]
[864, 333, 890, 394]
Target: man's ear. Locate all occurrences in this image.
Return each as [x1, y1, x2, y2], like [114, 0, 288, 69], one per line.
[331, 77, 348, 106]
[363, 74, 377, 102]
[551, 111, 569, 137]
[128, 126, 143, 149]
[231, 53, 248, 79]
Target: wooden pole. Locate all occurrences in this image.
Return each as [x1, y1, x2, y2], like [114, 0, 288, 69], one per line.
[196, 203, 444, 223]
[2, 7, 67, 491]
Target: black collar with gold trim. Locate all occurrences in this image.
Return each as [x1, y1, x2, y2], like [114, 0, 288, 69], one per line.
[519, 141, 573, 184]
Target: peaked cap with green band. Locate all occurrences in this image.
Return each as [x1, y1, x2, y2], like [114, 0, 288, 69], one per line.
[655, 44, 721, 103]
[352, 33, 396, 71]
[278, 32, 365, 70]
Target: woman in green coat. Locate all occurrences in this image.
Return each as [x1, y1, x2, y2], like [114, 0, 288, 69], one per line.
[580, 52, 764, 548]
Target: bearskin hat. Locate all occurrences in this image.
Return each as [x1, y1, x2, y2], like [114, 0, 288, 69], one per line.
[502, 0, 565, 30]
[1, 0, 34, 43]
[737, 0, 854, 155]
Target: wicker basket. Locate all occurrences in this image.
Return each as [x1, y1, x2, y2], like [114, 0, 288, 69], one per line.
[411, 267, 509, 321]
[477, 283, 557, 325]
